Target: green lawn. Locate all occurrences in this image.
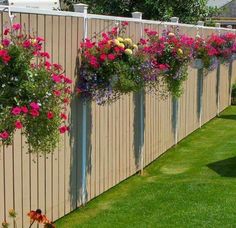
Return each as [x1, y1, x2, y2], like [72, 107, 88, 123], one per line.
[56, 106, 236, 228]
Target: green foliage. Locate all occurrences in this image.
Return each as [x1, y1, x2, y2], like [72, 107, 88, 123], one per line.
[62, 0, 220, 24]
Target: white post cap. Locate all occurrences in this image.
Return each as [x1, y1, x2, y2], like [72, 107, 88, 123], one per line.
[74, 3, 88, 14]
[197, 21, 204, 27]
[132, 12, 142, 20]
[170, 17, 179, 23]
[227, 25, 232, 29]
[215, 23, 221, 28]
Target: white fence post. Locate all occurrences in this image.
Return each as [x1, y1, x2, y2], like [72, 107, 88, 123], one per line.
[132, 11, 145, 174]
[197, 21, 204, 128]
[215, 23, 221, 117]
[170, 17, 180, 145]
[75, 3, 89, 206]
[227, 25, 233, 106]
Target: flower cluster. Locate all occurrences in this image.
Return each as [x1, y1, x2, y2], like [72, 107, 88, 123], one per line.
[79, 24, 236, 101]
[78, 22, 144, 104]
[139, 29, 194, 97]
[0, 24, 71, 154]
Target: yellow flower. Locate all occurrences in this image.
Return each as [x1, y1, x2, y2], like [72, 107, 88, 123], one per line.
[168, 32, 175, 37]
[8, 208, 16, 218]
[118, 43, 125, 49]
[114, 39, 120, 46]
[31, 39, 37, 45]
[177, 48, 183, 55]
[124, 38, 133, 45]
[133, 44, 138, 49]
[0, 44, 3, 49]
[117, 37, 124, 42]
[124, 49, 133, 55]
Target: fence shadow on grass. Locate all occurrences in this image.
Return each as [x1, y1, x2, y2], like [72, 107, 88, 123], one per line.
[207, 156, 236, 177]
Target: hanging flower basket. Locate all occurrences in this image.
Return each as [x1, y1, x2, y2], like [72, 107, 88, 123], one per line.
[0, 24, 72, 154]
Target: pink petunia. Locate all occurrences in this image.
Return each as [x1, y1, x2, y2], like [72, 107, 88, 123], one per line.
[21, 106, 28, 113]
[2, 39, 10, 47]
[108, 54, 116, 61]
[11, 107, 21, 116]
[30, 102, 40, 110]
[0, 131, 9, 139]
[23, 40, 31, 48]
[12, 23, 21, 31]
[30, 109, 40, 117]
[52, 74, 61, 83]
[15, 120, 23, 129]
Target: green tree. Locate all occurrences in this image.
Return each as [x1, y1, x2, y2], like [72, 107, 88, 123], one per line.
[61, 0, 219, 24]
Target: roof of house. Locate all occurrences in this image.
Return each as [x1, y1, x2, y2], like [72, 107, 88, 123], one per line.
[207, 0, 233, 8]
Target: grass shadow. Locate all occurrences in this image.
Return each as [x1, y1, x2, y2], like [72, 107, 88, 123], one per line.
[207, 156, 236, 177]
[218, 114, 236, 121]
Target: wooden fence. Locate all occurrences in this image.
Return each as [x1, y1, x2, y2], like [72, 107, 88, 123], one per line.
[0, 9, 236, 227]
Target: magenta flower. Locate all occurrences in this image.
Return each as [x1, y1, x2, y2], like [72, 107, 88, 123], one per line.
[52, 74, 61, 83]
[21, 106, 28, 113]
[30, 102, 40, 110]
[12, 23, 21, 31]
[15, 120, 23, 129]
[0, 131, 9, 139]
[30, 109, 40, 117]
[11, 107, 21, 115]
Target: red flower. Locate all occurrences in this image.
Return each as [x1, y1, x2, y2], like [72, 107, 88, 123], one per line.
[53, 63, 62, 71]
[53, 90, 61, 97]
[11, 107, 21, 115]
[47, 112, 54, 119]
[30, 109, 40, 117]
[59, 126, 69, 134]
[40, 52, 50, 59]
[100, 53, 107, 61]
[21, 106, 28, 113]
[60, 113, 67, 120]
[23, 40, 31, 48]
[0, 131, 9, 140]
[108, 54, 116, 60]
[121, 21, 129, 26]
[3, 28, 10, 35]
[15, 120, 23, 129]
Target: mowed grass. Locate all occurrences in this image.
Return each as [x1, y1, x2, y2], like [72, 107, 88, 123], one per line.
[56, 106, 236, 228]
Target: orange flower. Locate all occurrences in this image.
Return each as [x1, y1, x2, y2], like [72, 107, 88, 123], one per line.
[27, 209, 43, 223]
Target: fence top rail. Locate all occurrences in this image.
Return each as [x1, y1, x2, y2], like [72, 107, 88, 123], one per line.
[0, 5, 235, 33]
